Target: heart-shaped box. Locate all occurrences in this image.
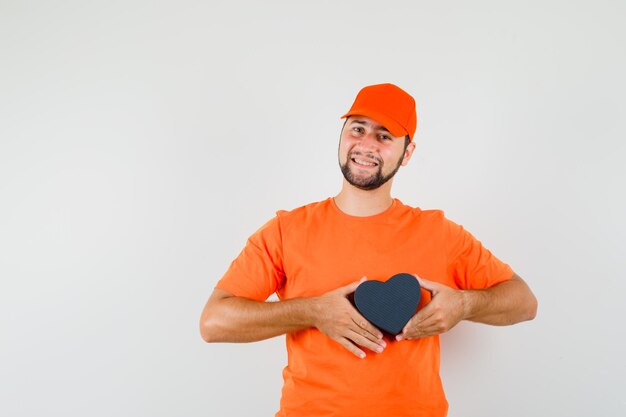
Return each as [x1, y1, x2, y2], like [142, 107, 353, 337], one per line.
[352, 273, 423, 336]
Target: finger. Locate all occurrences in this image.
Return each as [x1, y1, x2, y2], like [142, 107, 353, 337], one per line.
[349, 319, 385, 348]
[398, 325, 429, 340]
[407, 321, 445, 338]
[399, 327, 439, 340]
[399, 309, 437, 340]
[406, 302, 437, 328]
[337, 336, 366, 359]
[346, 329, 386, 353]
[407, 315, 438, 337]
[350, 311, 383, 341]
[413, 275, 442, 294]
[339, 276, 367, 295]
[403, 311, 447, 339]
[397, 323, 419, 340]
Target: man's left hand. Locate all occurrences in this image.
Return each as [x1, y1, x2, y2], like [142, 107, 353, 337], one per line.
[396, 276, 467, 341]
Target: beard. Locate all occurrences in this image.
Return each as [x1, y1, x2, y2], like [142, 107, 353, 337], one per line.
[339, 151, 404, 190]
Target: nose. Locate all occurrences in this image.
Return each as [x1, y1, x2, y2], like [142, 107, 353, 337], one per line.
[356, 131, 379, 151]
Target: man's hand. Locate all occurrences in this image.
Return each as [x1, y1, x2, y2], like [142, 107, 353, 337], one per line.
[396, 273, 538, 341]
[312, 277, 386, 358]
[396, 276, 466, 341]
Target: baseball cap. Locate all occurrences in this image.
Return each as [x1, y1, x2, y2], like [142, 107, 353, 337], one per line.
[341, 83, 417, 141]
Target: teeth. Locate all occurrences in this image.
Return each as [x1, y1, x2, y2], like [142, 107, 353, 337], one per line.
[354, 158, 377, 166]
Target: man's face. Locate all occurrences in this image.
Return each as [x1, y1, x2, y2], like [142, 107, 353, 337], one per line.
[338, 116, 412, 190]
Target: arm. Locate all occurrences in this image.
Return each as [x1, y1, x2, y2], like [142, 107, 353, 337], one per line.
[462, 273, 537, 325]
[397, 273, 537, 341]
[200, 278, 387, 358]
[199, 288, 313, 342]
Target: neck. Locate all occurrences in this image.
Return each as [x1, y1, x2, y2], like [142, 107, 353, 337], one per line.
[333, 180, 394, 216]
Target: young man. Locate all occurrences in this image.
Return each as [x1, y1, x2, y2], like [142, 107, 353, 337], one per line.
[200, 83, 537, 417]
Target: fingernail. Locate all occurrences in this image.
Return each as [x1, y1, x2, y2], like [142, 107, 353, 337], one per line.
[360, 353, 366, 359]
[396, 335, 403, 341]
[380, 340, 386, 347]
[376, 346, 383, 353]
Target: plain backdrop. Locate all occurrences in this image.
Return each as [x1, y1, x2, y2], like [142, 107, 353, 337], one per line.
[1, 1, 625, 416]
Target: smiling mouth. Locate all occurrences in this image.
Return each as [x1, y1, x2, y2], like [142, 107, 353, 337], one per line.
[351, 157, 379, 168]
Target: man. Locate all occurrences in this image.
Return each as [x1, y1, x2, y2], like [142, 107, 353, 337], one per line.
[200, 83, 537, 417]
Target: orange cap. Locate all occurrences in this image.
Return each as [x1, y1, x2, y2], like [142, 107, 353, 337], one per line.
[341, 83, 417, 141]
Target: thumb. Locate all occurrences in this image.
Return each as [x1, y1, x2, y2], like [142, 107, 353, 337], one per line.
[412, 275, 443, 294]
[340, 276, 367, 294]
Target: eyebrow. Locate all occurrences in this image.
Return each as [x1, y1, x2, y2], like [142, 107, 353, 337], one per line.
[350, 119, 390, 133]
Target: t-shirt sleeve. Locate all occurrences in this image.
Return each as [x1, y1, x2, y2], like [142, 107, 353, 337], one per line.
[445, 219, 514, 289]
[214, 214, 285, 301]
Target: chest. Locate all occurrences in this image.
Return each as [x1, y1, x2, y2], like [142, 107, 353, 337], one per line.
[278, 220, 450, 299]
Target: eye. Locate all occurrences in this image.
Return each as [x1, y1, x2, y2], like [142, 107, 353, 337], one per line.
[379, 134, 392, 141]
[352, 126, 364, 133]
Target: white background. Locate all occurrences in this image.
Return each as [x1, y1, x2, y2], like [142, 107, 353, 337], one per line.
[1, 1, 625, 416]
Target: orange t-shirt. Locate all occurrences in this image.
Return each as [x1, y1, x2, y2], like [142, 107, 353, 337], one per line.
[215, 197, 513, 417]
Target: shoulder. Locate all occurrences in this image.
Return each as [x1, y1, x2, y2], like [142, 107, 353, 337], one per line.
[253, 198, 329, 235]
[245, 199, 329, 246]
[274, 198, 331, 222]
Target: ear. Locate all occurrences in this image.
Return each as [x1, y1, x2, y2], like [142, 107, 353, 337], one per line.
[401, 142, 416, 166]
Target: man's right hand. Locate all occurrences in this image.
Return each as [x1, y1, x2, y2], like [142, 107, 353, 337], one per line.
[311, 277, 386, 358]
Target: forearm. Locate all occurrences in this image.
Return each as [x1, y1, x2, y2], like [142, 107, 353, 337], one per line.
[200, 293, 317, 343]
[462, 274, 538, 325]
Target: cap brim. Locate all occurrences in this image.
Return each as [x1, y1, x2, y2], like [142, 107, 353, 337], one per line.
[340, 109, 408, 139]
